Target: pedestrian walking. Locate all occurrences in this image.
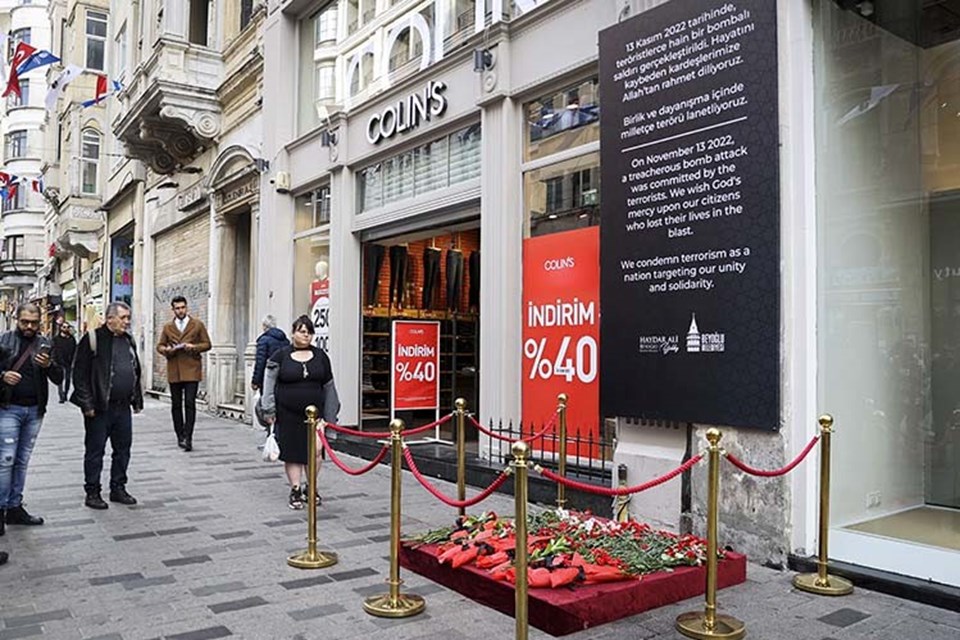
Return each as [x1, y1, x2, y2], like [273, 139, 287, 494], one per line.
[251, 315, 289, 392]
[71, 302, 143, 510]
[53, 321, 77, 403]
[0, 303, 64, 533]
[156, 296, 211, 452]
[260, 315, 339, 510]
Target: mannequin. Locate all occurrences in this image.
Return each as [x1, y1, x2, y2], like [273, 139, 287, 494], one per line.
[311, 259, 330, 352]
[315, 259, 329, 281]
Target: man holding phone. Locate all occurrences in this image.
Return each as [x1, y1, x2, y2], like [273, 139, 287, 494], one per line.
[0, 303, 64, 534]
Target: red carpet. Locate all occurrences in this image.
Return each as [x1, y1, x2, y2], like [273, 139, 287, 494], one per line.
[399, 542, 747, 636]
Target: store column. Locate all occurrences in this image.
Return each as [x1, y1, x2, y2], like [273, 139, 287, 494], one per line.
[479, 97, 523, 440]
[207, 204, 237, 411]
[328, 167, 360, 426]
[242, 200, 261, 420]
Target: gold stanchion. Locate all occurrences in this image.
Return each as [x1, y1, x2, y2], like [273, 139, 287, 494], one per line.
[363, 419, 426, 618]
[676, 429, 745, 640]
[456, 398, 467, 518]
[793, 414, 853, 596]
[614, 463, 630, 523]
[556, 393, 568, 508]
[288, 406, 339, 570]
[513, 440, 530, 640]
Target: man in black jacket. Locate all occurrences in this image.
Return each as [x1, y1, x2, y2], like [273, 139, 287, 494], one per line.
[0, 303, 63, 534]
[71, 302, 143, 510]
[53, 321, 77, 403]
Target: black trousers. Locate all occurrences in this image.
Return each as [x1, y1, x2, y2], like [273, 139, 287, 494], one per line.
[446, 249, 464, 311]
[468, 250, 480, 309]
[389, 245, 408, 308]
[58, 365, 72, 402]
[364, 244, 386, 307]
[170, 381, 199, 442]
[422, 247, 441, 309]
[83, 403, 132, 492]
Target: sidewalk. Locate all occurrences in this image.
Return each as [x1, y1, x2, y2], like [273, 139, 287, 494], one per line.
[1, 399, 957, 640]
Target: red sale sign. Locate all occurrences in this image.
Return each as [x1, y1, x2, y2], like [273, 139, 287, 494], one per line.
[522, 226, 600, 454]
[391, 320, 441, 412]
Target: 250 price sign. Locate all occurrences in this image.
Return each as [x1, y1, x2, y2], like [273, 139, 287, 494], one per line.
[522, 227, 601, 454]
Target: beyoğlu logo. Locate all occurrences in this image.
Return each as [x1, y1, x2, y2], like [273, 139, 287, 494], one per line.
[685, 313, 725, 353]
[397, 344, 435, 357]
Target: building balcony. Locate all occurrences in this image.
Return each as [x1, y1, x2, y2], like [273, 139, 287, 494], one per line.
[0, 258, 43, 288]
[113, 38, 224, 174]
[55, 204, 104, 259]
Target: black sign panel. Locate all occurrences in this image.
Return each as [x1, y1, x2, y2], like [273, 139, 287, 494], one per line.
[599, 0, 780, 429]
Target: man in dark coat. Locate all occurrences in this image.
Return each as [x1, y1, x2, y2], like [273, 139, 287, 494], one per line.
[53, 321, 77, 403]
[71, 302, 143, 510]
[252, 315, 289, 391]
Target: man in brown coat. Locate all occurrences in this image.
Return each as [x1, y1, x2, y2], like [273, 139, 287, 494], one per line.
[156, 296, 211, 451]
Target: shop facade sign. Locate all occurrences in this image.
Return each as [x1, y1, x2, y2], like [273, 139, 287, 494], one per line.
[366, 81, 447, 145]
[522, 227, 600, 454]
[598, 0, 781, 429]
[391, 320, 440, 413]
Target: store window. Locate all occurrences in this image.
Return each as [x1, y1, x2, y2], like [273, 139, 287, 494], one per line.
[523, 153, 600, 237]
[110, 232, 134, 306]
[86, 11, 107, 70]
[7, 79, 29, 109]
[295, 184, 332, 232]
[358, 124, 481, 212]
[294, 238, 330, 351]
[524, 77, 600, 162]
[5, 130, 27, 159]
[815, 0, 960, 568]
[81, 129, 101, 195]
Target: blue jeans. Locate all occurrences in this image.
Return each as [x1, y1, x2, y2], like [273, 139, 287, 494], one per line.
[83, 403, 133, 492]
[0, 405, 43, 509]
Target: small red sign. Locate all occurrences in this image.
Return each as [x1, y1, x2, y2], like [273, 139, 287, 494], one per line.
[391, 320, 441, 412]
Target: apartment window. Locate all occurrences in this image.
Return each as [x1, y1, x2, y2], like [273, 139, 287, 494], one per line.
[295, 184, 332, 232]
[86, 11, 107, 70]
[525, 77, 600, 162]
[6, 80, 29, 109]
[114, 24, 127, 78]
[5, 130, 27, 159]
[315, 63, 335, 103]
[8, 28, 30, 59]
[347, 0, 359, 35]
[389, 29, 424, 74]
[240, 0, 254, 30]
[314, 3, 338, 44]
[1, 186, 27, 214]
[189, 0, 210, 46]
[1, 236, 25, 259]
[81, 129, 101, 195]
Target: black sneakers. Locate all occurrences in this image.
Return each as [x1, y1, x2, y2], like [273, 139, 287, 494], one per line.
[300, 485, 321, 507]
[0, 509, 5, 536]
[288, 486, 304, 510]
[109, 488, 138, 505]
[85, 492, 108, 510]
[0, 550, 7, 566]
[4, 505, 44, 526]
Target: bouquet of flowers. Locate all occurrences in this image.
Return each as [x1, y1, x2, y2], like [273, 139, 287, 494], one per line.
[407, 508, 719, 589]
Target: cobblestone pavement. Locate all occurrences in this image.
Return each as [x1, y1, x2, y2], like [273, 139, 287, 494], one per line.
[1, 398, 958, 640]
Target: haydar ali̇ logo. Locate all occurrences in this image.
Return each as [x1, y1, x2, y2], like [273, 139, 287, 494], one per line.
[685, 313, 725, 353]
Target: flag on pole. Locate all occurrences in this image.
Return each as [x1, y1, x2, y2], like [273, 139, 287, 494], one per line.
[45, 64, 84, 112]
[31, 176, 45, 193]
[18, 49, 60, 76]
[3, 41, 38, 98]
[82, 76, 122, 107]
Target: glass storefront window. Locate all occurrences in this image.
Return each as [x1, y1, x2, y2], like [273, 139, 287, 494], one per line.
[524, 77, 599, 162]
[295, 184, 332, 233]
[357, 124, 481, 212]
[816, 0, 960, 554]
[523, 151, 600, 238]
[293, 236, 330, 335]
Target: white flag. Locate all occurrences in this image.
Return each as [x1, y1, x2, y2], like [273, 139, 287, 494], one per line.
[45, 64, 84, 113]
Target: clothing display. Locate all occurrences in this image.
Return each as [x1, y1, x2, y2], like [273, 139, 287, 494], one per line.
[422, 246, 442, 309]
[446, 248, 464, 311]
[469, 250, 480, 309]
[364, 244, 386, 307]
[389, 244, 409, 308]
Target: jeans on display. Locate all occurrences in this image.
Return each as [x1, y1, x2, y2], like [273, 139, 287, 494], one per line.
[0, 405, 43, 509]
[169, 381, 199, 443]
[58, 366, 72, 402]
[364, 244, 386, 307]
[389, 245, 409, 308]
[468, 250, 480, 310]
[83, 403, 133, 492]
[422, 247, 442, 309]
[446, 249, 464, 311]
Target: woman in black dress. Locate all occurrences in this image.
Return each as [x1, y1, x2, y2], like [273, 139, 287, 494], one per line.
[260, 316, 340, 509]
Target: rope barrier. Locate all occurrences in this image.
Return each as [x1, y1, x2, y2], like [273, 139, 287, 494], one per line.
[468, 413, 557, 444]
[402, 447, 512, 508]
[324, 413, 454, 440]
[724, 434, 820, 478]
[317, 427, 390, 476]
[536, 454, 703, 497]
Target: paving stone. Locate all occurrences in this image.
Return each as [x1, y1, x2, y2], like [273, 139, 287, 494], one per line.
[818, 608, 872, 628]
[0, 626, 44, 640]
[89, 573, 145, 585]
[286, 603, 348, 620]
[189, 582, 248, 597]
[121, 575, 177, 590]
[162, 555, 212, 567]
[207, 597, 269, 614]
[165, 627, 232, 640]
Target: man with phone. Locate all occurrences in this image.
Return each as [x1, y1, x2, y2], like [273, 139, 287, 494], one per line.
[0, 303, 64, 534]
[156, 296, 211, 451]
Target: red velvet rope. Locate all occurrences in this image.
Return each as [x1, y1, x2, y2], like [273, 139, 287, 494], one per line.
[316, 426, 390, 476]
[323, 413, 454, 440]
[724, 434, 820, 477]
[468, 413, 557, 443]
[538, 454, 703, 497]
[402, 447, 511, 508]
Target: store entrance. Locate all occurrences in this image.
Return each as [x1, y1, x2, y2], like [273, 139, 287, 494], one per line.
[360, 224, 480, 449]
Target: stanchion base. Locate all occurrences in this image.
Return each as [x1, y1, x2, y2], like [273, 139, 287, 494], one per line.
[287, 550, 339, 570]
[362, 593, 426, 618]
[792, 572, 853, 596]
[675, 611, 746, 640]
